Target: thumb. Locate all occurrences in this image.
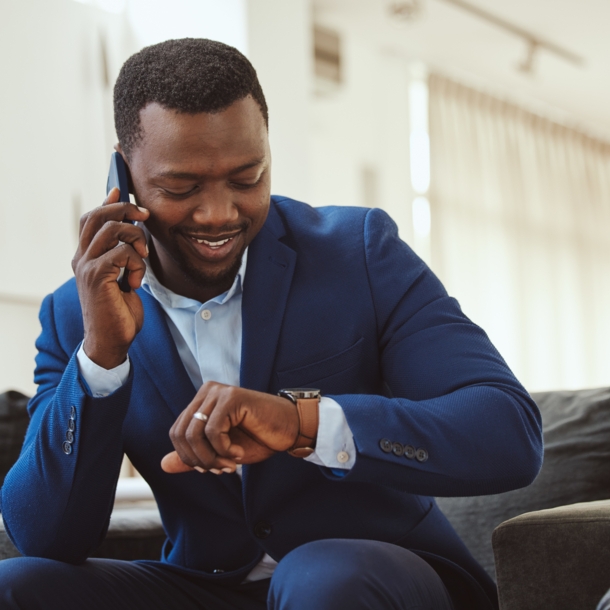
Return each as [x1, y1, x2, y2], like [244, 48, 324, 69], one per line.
[161, 451, 194, 473]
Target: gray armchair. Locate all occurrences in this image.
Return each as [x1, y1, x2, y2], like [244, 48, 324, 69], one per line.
[439, 387, 610, 609]
[493, 499, 610, 609]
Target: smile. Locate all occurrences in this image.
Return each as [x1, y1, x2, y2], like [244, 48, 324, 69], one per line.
[184, 231, 243, 260]
[192, 237, 233, 249]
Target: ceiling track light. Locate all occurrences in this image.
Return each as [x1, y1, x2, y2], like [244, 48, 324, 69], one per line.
[433, 0, 584, 74]
[388, 1, 424, 23]
[517, 39, 539, 75]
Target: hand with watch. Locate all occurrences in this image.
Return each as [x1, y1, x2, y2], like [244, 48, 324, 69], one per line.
[161, 383, 321, 475]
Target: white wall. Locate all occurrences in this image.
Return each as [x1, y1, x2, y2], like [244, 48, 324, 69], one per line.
[247, 0, 313, 202]
[0, 0, 135, 394]
[309, 32, 413, 241]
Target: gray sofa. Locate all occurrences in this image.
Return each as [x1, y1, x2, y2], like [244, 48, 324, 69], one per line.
[2, 388, 610, 609]
[438, 387, 610, 609]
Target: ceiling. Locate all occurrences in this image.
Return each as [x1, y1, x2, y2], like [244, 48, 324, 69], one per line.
[314, 0, 610, 141]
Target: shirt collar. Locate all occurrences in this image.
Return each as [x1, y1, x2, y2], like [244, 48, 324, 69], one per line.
[142, 247, 248, 311]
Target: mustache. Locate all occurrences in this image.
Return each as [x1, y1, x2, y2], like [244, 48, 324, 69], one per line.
[171, 221, 249, 238]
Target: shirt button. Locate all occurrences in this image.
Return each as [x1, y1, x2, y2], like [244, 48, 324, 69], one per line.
[200, 309, 212, 321]
[62, 441, 73, 455]
[254, 521, 272, 539]
[379, 438, 393, 453]
[213, 569, 225, 574]
[415, 448, 429, 463]
[337, 451, 349, 464]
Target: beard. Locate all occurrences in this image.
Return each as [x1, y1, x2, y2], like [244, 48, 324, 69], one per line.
[167, 222, 249, 293]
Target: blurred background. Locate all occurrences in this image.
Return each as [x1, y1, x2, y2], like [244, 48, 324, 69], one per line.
[1, 0, 609, 398]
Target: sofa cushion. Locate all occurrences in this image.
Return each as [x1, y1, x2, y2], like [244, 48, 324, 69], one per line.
[437, 387, 610, 579]
[0, 507, 165, 561]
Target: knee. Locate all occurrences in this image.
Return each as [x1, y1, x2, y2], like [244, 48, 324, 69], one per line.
[0, 557, 72, 607]
[268, 539, 452, 610]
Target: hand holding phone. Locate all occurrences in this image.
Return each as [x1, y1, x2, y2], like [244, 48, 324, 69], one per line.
[71, 154, 149, 369]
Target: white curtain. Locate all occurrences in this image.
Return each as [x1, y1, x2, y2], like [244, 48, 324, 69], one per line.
[429, 74, 610, 392]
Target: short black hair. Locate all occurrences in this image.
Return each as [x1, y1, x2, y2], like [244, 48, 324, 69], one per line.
[114, 38, 268, 158]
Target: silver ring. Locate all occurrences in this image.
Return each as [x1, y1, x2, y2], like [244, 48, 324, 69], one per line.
[193, 412, 209, 422]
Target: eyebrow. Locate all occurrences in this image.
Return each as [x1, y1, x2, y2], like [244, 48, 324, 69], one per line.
[155, 159, 265, 181]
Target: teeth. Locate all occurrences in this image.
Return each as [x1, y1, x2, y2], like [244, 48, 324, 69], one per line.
[194, 237, 231, 247]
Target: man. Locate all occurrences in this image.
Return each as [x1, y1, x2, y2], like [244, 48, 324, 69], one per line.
[0, 38, 542, 609]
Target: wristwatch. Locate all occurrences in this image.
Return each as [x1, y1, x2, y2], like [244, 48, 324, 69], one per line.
[278, 388, 321, 458]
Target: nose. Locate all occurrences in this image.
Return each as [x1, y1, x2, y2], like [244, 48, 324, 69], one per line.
[191, 184, 239, 228]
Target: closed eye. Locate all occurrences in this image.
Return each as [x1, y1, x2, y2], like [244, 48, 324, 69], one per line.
[230, 176, 263, 190]
[163, 186, 199, 198]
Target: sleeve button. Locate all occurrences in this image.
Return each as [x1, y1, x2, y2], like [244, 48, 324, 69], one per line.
[391, 442, 404, 457]
[66, 430, 74, 443]
[68, 419, 76, 432]
[415, 448, 429, 462]
[379, 438, 393, 453]
[404, 445, 415, 459]
[70, 406, 77, 419]
[62, 441, 73, 455]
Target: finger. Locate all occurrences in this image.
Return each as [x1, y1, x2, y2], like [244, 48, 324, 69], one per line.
[169, 382, 237, 473]
[105, 186, 121, 205]
[184, 418, 238, 472]
[81, 243, 147, 290]
[86, 221, 149, 260]
[170, 398, 236, 473]
[204, 395, 246, 461]
[184, 398, 238, 471]
[79, 202, 149, 252]
[161, 451, 196, 474]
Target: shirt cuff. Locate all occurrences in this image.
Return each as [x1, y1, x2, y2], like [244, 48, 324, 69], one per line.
[76, 344, 131, 398]
[304, 397, 356, 470]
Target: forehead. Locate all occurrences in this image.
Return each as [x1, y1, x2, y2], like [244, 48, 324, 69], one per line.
[134, 97, 269, 170]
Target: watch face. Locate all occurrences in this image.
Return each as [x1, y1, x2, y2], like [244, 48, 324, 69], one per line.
[279, 388, 321, 399]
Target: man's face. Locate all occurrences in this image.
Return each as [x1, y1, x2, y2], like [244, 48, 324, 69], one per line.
[125, 96, 271, 299]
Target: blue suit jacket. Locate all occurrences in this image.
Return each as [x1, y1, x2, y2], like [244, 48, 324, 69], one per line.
[1, 197, 543, 609]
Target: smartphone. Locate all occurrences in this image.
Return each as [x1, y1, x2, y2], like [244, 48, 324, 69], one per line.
[106, 152, 133, 293]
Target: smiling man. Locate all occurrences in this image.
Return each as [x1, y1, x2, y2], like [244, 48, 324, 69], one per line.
[0, 39, 543, 610]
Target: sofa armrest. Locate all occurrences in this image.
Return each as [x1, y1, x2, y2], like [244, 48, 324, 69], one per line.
[492, 500, 610, 610]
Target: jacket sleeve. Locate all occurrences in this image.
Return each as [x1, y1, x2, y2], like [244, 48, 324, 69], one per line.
[327, 207, 543, 497]
[0, 293, 133, 563]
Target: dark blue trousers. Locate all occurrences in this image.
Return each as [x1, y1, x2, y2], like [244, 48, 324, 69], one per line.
[0, 539, 455, 610]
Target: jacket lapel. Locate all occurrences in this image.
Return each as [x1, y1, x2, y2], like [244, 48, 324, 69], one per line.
[240, 200, 296, 393]
[130, 289, 197, 420]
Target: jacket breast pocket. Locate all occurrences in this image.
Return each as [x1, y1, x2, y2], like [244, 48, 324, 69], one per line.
[275, 337, 365, 391]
